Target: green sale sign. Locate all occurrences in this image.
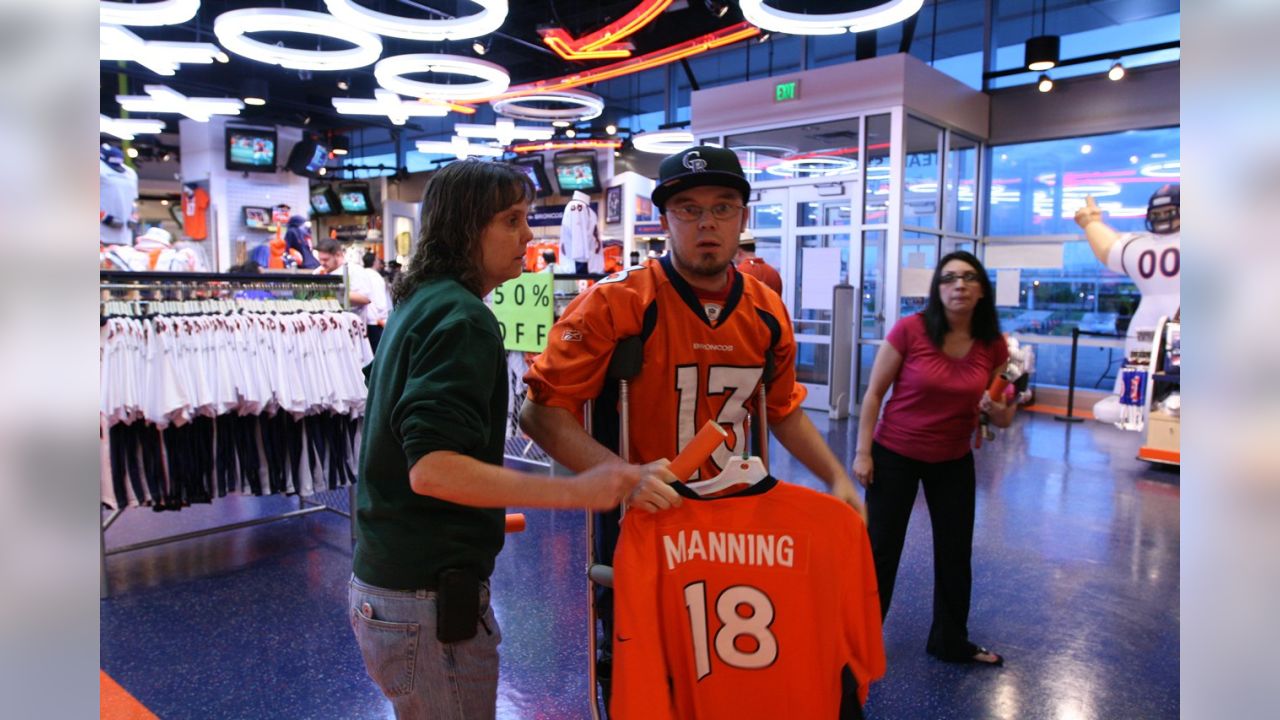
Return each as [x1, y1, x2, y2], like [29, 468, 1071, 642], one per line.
[490, 272, 554, 352]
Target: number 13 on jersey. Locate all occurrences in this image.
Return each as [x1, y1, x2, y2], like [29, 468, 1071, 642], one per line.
[683, 581, 779, 680]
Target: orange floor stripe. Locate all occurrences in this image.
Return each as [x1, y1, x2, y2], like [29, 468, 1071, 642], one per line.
[1024, 404, 1095, 420]
[1138, 446, 1180, 464]
[101, 670, 159, 720]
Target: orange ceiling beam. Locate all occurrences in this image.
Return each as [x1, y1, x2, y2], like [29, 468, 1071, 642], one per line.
[468, 22, 761, 105]
[539, 0, 675, 61]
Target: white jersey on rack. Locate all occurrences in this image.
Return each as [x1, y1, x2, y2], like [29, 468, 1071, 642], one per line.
[1107, 230, 1180, 363]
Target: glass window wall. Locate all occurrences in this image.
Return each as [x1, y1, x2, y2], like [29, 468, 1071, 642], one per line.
[986, 126, 1180, 389]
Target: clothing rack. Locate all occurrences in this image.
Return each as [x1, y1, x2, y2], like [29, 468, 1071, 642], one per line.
[100, 270, 359, 598]
[100, 269, 348, 305]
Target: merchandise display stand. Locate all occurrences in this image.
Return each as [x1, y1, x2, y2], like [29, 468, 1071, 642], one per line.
[99, 270, 357, 598]
[1138, 316, 1180, 465]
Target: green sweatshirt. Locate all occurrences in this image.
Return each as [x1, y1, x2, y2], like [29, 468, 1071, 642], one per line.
[352, 276, 507, 590]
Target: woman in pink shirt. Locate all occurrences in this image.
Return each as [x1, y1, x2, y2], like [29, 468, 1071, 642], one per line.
[853, 251, 1016, 666]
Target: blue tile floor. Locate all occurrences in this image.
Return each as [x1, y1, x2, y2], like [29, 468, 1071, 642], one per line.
[100, 411, 1179, 719]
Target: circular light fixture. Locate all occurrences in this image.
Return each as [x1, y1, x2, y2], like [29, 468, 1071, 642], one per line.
[1060, 183, 1121, 198]
[1108, 61, 1126, 81]
[1037, 74, 1054, 93]
[126, 147, 139, 158]
[767, 156, 857, 178]
[730, 144, 796, 158]
[100, 0, 200, 27]
[214, 8, 383, 71]
[160, 198, 170, 206]
[324, 0, 507, 42]
[632, 130, 695, 155]
[565, 128, 577, 138]
[605, 123, 617, 136]
[375, 54, 510, 100]
[214, 51, 230, 63]
[739, 0, 923, 36]
[551, 120, 571, 128]
[491, 90, 604, 122]
[1139, 161, 1180, 178]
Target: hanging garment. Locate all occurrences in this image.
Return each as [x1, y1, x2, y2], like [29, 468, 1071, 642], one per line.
[611, 477, 886, 720]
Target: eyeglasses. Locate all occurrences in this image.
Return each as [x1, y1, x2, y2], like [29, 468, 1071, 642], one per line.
[938, 271, 982, 285]
[667, 202, 744, 223]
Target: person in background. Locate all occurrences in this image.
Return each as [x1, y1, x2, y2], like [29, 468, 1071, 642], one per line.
[362, 250, 394, 319]
[384, 259, 402, 285]
[315, 238, 388, 352]
[285, 215, 319, 269]
[228, 260, 273, 299]
[853, 250, 1016, 667]
[735, 229, 783, 296]
[365, 252, 386, 275]
[249, 234, 303, 270]
[349, 159, 654, 720]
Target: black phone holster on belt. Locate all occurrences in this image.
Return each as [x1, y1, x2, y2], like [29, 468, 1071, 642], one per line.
[436, 567, 481, 644]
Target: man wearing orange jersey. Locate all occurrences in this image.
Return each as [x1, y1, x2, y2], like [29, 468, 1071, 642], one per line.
[520, 146, 867, 709]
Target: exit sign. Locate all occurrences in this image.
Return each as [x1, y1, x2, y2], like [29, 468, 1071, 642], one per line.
[774, 81, 798, 102]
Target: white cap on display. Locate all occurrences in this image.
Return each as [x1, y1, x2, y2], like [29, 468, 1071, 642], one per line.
[137, 226, 173, 247]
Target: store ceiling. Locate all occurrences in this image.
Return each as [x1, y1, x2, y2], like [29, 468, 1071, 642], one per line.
[100, 0, 752, 135]
[101, 0, 1180, 162]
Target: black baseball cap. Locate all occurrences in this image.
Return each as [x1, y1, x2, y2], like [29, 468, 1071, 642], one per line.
[651, 145, 750, 212]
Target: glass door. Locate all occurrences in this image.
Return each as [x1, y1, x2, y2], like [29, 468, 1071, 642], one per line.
[751, 181, 857, 411]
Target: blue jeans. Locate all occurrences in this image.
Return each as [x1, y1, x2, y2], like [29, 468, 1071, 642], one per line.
[348, 575, 502, 720]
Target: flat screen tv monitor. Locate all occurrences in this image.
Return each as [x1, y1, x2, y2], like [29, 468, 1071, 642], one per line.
[243, 206, 272, 229]
[338, 183, 373, 214]
[511, 157, 553, 198]
[286, 136, 329, 177]
[310, 186, 340, 216]
[553, 153, 601, 194]
[225, 127, 277, 173]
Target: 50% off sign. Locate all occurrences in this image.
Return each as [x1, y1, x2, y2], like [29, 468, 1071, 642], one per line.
[490, 272, 554, 352]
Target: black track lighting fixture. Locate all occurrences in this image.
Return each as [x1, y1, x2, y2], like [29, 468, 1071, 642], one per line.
[704, 0, 729, 19]
[1024, 0, 1058, 71]
[331, 135, 350, 156]
[1025, 35, 1060, 71]
[241, 77, 268, 106]
[472, 36, 492, 56]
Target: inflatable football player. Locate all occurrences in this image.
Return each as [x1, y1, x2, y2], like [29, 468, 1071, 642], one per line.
[1074, 184, 1180, 425]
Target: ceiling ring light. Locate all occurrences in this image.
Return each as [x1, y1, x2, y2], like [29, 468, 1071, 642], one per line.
[100, 0, 200, 27]
[375, 54, 509, 101]
[214, 8, 383, 71]
[740, 0, 923, 36]
[632, 130, 695, 155]
[767, 156, 858, 178]
[323, 0, 507, 42]
[491, 90, 604, 122]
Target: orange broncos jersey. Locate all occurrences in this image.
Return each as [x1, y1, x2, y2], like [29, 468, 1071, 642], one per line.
[524, 255, 805, 480]
[611, 478, 886, 719]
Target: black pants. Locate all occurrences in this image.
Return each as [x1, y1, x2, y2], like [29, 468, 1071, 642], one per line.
[366, 324, 383, 354]
[865, 441, 977, 659]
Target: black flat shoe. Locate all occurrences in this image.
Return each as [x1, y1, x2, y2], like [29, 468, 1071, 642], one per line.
[931, 645, 1005, 666]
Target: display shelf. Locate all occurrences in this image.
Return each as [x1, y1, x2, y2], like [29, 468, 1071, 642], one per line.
[1139, 318, 1180, 466]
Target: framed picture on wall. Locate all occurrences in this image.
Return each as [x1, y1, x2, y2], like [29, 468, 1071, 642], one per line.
[605, 185, 623, 224]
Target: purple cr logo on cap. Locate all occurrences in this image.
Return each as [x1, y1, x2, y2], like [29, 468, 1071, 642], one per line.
[682, 151, 708, 173]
